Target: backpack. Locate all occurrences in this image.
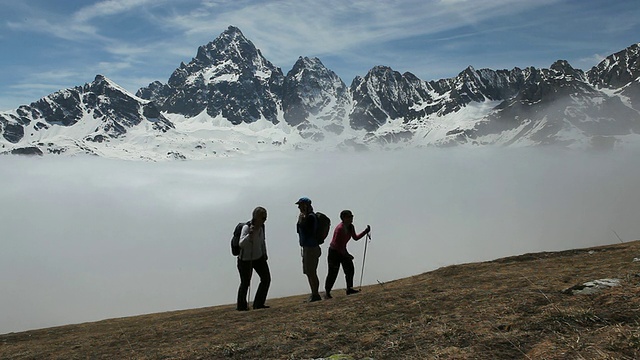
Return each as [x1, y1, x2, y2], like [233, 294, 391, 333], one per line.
[314, 212, 331, 245]
[231, 221, 250, 256]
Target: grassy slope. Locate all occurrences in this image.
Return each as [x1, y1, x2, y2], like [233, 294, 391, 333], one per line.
[1, 241, 639, 360]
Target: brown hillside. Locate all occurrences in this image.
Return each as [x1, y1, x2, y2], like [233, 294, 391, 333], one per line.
[2, 240, 640, 360]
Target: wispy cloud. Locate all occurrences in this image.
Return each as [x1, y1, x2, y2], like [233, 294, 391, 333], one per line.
[578, 54, 607, 69]
[7, 0, 173, 49]
[4, 68, 86, 96]
[156, 0, 560, 59]
[72, 0, 160, 23]
[7, 17, 100, 42]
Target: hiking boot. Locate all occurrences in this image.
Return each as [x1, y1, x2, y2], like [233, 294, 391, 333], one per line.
[253, 305, 270, 310]
[324, 291, 333, 299]
[306, 294, 322, 303]
[346, 288, 361, 295]
[236, 306, 249, 311]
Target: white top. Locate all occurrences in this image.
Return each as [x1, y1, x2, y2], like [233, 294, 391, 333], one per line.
[238, 223, 267, 261]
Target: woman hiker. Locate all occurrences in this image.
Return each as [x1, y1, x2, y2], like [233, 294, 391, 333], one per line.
[236, 206, 271, 311]
[324, 209, 370, 299]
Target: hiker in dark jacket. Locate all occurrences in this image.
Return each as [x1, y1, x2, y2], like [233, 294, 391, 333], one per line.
[296, 197, 322, 302]
[324, 209, 370, 298]
[236, 206, 271, 311]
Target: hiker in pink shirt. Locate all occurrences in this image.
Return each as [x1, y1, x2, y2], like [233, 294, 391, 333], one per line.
[324, 210, 370, 298]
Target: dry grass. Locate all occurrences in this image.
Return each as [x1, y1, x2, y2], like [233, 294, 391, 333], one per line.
[2, 241, 640, 359]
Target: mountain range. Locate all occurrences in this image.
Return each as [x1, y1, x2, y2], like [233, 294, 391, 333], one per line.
[1, 25, 639, 160]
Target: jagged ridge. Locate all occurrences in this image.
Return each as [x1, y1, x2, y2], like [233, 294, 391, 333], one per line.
[2, 25, 639, 160]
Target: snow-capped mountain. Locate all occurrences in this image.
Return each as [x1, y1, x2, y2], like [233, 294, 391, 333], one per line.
[137, 26, 283, 126]
[465, 58, 640, 148]
[283, 56, 352, 141]
[0, 75, 173, 157]
[1, 25, 639, 160]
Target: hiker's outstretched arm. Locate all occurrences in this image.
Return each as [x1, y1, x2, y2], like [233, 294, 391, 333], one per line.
[352, 225, 371, 240]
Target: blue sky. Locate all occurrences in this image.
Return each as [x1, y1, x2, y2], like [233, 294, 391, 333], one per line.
[0, 0, 639, 111]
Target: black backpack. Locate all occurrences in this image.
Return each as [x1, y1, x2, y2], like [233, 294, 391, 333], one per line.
[314, 212, 331, 245]
[231, 221, 250, 256]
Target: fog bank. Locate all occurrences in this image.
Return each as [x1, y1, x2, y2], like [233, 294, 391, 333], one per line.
[1, 148, 639, 334]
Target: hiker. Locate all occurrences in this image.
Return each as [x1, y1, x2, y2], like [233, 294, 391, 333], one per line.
[324, 210, 370, 298]
[236, 206, 271, 311]
[296, 197, 322, 302]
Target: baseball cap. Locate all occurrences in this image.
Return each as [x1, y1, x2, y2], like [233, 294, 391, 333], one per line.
[295, 197, 312, 205]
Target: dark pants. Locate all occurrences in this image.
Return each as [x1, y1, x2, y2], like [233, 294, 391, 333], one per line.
[237, 256, 271, 309]
[325, 248, 355, 292]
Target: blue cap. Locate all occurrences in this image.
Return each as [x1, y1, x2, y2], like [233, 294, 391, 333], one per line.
[295, 197, 312, 205]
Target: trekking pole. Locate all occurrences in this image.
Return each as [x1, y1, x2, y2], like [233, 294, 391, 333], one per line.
[359, 232, 371, 289]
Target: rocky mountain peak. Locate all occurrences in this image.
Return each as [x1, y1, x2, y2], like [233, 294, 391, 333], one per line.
[0, 73, 172, 149]
[94, 74, 107, 83]
[550, 59, 572, 71]
[137, 25, 284, 123]
[548, 60, 585, 81]
[193, 26, 258, 68]
[170, 24, 278, 89]
[461, 65, 477, 77]
[282, 56, 350, 137]
[88, 74, 136, 99]
[291, 56, 320, 70]
[588, 43, 640, 90]
[350, 66, 435, 132]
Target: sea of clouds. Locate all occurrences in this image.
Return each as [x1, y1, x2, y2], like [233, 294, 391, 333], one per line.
[1, 147, 640, 334]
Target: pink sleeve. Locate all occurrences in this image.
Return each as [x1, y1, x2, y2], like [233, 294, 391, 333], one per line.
[350, 224, 367, 240]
